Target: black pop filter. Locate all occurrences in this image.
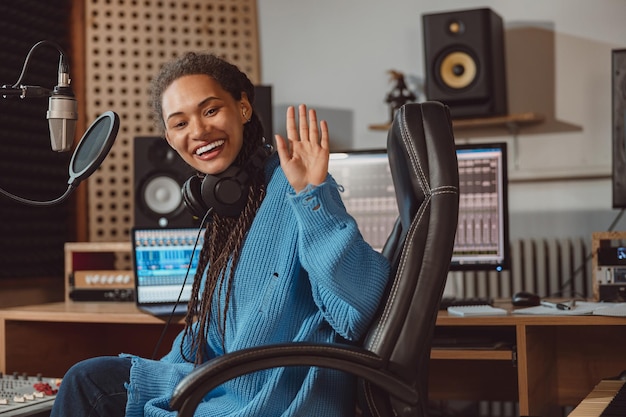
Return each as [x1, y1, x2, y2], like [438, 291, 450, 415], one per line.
[68, 110, 119, 186]
[0, 110, 120, 206]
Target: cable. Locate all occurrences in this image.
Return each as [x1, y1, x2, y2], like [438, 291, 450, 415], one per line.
[0, 184, 74, 206]
[607, 208, 626, 232]
[11, 40, 67, 88]
[150, 208, 213, 360]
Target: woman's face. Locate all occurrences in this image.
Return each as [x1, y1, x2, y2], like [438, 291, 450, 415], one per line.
[161, 74, 252, 175]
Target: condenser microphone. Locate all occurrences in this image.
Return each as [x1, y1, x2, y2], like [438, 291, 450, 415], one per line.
[47, 56, 77, 152]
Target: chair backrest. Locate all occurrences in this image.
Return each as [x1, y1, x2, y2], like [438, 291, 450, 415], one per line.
[359, 101, 459, 417]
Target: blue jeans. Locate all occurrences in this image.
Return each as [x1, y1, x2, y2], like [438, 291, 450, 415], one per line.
[50, 356, 131, 417]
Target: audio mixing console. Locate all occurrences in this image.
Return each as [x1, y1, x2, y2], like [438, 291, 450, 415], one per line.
[0, 372, 60, 416]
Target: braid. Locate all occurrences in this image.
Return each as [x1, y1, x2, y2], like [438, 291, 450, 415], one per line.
[180, 147, 267, 365]
[217, 184, 265, 353]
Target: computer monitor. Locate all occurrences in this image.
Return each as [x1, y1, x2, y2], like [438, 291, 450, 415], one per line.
[453, 142, 509, 271]
[327, 142, 510, 272]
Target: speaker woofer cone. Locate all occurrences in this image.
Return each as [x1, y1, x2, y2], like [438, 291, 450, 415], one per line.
[141, 175, 184, 215]
[439, 51, 477, 90]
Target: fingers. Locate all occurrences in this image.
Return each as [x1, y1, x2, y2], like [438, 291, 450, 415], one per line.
[274, 133, 290, 163]
[320, 119, 329, 150]
[299, 104, 309, 142]
[286, 104, 326, 146]
[285, 105, 297, 145]
[307, 107, 320, 143]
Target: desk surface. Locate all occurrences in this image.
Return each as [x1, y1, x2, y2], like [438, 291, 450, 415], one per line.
[437, 309, 626, 326]
[0, 301, 182, 324]
[3, 301, 626, 325]
[1, 302, 626, 417]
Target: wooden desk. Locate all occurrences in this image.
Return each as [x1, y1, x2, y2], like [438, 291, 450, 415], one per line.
[0, 302, 184, 378]
[1, 303, 626, 417]
[432, 310, 626, 417]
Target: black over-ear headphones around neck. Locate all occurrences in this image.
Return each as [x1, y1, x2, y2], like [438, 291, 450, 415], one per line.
[182, 144, 272, 219]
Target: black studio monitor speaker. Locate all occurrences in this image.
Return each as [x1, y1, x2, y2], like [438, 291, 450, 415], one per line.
[133, 136, 198, 228]
[613, 49, 626, 208]
[422, 8, 508, 118]
[254, 85, 273, 137]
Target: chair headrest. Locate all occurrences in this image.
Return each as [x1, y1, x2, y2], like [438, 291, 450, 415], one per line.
[387, 101, 456, 226]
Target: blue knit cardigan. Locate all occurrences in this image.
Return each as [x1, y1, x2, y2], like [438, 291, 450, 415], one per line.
[122, 155, 390, 416]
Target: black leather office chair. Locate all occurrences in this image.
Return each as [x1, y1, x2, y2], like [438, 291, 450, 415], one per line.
[170, 101, 460, 417]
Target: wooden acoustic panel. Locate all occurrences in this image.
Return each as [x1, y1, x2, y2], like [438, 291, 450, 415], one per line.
[84, 0, 260, 241]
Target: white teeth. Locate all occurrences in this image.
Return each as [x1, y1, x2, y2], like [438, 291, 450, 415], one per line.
[195, 140, 225, 155]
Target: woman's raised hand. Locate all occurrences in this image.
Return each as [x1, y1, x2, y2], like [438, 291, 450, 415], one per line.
[275, 104, 330, 193]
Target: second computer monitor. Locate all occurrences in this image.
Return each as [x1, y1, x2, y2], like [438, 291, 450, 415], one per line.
[327, 142, 509, 272]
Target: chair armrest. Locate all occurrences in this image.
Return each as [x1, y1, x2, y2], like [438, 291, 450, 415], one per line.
[170, 342, 418, 416]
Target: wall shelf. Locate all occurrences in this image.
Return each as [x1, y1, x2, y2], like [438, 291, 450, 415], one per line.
[370, 112, 546, 170]
[370, 111, 585, 175]
[369, 112, 545, 137]
[453, 112, 544, 135]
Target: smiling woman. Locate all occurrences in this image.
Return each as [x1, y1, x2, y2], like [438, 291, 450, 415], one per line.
[50, 51, 391, 417]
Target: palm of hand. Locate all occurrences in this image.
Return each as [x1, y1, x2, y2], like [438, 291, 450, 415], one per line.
[275, 105, 330, 193]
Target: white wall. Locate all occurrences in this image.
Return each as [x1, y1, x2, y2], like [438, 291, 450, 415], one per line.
[257, 0, 626, 239]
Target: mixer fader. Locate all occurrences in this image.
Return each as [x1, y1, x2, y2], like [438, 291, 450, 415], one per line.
[0, 372, 60, 416]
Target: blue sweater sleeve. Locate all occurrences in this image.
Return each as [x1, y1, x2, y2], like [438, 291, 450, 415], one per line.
[287, 178, 390, 341]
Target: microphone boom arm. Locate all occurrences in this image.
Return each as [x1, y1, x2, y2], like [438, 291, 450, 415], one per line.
[0, 85, 52, 99]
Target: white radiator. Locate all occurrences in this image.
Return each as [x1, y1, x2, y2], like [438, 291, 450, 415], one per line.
[445, 236, 592, 299]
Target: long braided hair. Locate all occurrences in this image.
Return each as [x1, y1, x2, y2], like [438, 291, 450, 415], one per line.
[150, 52, 267, 364]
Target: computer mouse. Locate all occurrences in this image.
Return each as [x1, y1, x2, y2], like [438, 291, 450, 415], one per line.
[512, 291, 541, 307]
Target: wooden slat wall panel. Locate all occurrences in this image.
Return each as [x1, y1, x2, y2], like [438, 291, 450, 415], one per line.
[84, 0, 260, 242]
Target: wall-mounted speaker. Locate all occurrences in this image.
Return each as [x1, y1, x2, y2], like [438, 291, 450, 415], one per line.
[133, 137, 198, 228]
[613, 49, 626, 208]
[422, 8, 508, 118]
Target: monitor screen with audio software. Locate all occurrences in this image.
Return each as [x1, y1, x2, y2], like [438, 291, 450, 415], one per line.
[132, 227, 205, 316]
[327, 142, 510, 271]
